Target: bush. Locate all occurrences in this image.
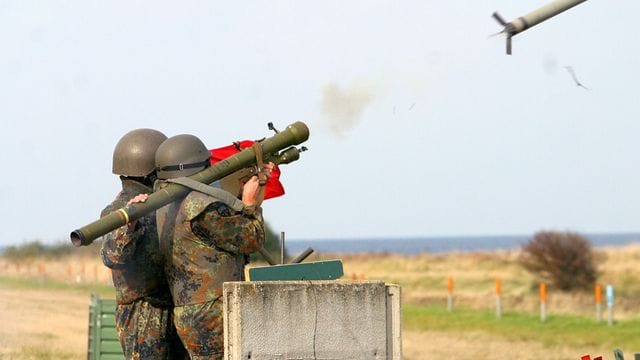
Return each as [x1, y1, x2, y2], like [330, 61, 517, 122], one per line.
[2, 240, 46, 259]
[1, 239, 98, 260]
[519, 231, 598, 291]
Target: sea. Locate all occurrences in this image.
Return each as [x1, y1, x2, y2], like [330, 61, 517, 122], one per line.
[284, 232, 640, 255]
[1, 232, 639, 256]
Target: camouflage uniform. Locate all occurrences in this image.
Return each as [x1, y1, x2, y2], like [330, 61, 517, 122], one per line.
[101, 178, 185, 359]
[156, 190, 265, 359]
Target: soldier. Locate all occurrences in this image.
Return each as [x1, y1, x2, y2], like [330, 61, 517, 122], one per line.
[100, 128, 185, 359]
[154, 134, 270, 359]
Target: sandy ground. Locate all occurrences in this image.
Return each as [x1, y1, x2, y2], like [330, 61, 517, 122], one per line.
[3, 245, 638, 359]
[401, 331, 611, 360]
[0, 282, 608, 360]
[0, 284, 90, 359]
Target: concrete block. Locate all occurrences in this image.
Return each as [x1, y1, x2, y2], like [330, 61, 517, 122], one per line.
[386, 284, 402, 359]
[223, 280, 402, 360]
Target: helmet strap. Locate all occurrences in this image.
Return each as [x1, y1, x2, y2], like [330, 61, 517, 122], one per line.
[158, 159, 210, 172]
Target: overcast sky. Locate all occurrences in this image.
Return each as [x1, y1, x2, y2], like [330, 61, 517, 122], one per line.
[1, 1, 639, 247]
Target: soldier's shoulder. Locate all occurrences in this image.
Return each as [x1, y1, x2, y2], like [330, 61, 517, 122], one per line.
[182, 191, 222, 221]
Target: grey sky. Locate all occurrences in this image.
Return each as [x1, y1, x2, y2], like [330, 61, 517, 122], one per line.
[1, 1, 639, 247]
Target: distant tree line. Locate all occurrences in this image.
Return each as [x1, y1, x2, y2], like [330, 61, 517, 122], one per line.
[1, 239, 98, 260]
[1, 222, 284, 261]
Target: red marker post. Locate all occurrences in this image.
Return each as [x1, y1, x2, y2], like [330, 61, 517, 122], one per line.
[447, 277, 454, 312]
[539, 282, 547, 322]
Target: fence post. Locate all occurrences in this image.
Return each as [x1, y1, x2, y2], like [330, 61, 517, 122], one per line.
[38, 263, 45, 279]
[539, 282, 547, 322]
[66, 263, 72, 282]
[447, 277, 454, 312]
[595, 284, 602, 322]
[606, 284, 614, 326]
[496, 277, 502, 319]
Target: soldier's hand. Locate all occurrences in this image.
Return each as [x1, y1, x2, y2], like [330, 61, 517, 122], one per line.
[241, 176, 260, 206]
[127, 193, 148, 206]
[262, 162, 275, 178]
[123, 194, 148, 230]
[241, 162, 274, 206]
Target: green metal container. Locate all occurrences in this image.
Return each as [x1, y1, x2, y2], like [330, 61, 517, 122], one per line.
[87, 294, 124, 360]
[249, 260, 344, 281]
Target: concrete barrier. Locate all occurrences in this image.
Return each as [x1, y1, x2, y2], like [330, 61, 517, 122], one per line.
[223, 280, 402, 359]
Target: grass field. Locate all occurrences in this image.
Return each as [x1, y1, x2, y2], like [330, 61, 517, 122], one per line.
[1, 243, 640, 359]
[404, 305, 639, 358]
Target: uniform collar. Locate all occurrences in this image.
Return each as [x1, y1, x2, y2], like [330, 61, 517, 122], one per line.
[120, 176, 153, 194]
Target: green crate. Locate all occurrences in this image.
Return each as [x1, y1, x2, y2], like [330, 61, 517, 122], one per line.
[87, 294, 124, 360]
[249, 260, 344, 281]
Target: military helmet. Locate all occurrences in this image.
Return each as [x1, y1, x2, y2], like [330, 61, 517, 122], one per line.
[155, 134, 210, 179]
[112, 128, 168, 177]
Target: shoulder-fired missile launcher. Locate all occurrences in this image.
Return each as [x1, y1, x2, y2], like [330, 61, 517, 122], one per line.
[71, 121, 310, 246]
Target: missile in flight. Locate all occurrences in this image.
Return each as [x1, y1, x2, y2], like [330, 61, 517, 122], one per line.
[492, 0, 588, 55]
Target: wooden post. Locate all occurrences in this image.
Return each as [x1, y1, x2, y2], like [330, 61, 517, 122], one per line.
[38, 263, 45, 276]
[595, 284, 602, 322]
[496, 277, 502, 319]
[539, 282, 547, 322]
[447, 277, 454, 312]
[66, 263, 72, 282]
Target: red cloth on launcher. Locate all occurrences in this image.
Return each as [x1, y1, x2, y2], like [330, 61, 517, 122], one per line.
[209, 140, 285, 200]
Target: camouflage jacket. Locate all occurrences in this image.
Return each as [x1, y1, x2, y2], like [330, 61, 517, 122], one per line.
[156, 190, 265, 306]
[100, 178, 172, 307]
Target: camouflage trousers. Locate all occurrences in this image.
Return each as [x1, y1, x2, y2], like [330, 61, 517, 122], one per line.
[173, 298, 224, 359]
[115, 300, 187, 359]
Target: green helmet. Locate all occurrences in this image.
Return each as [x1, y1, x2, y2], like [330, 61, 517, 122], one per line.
[155, 134, 210, 180]
[112, 128, 167, 177]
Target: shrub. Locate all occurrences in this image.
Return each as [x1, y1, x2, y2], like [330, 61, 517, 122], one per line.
[519, 231, 598, 291]
[1, 239, 98, 259]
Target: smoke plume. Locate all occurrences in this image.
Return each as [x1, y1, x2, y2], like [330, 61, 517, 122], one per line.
[320, 82, 374, 136]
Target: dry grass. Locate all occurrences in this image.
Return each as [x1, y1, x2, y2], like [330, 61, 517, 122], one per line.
[0, 255, 112, 285]
[326, 244, 640, 319]
[2, 244, 640, 359]
[0, 284, 92, 359]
